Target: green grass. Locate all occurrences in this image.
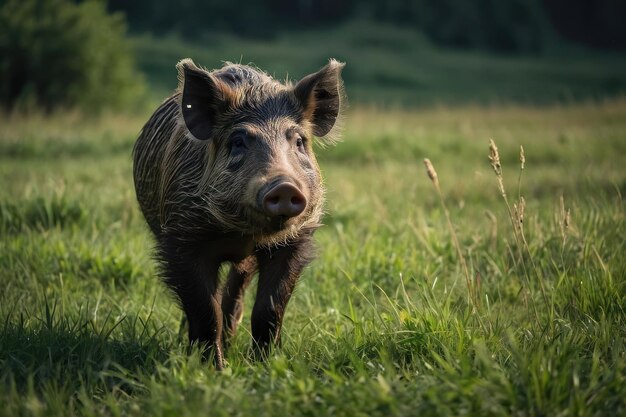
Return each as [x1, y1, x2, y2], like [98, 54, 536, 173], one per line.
[132, 20, 626, 107]
[0, 98, 624, 416]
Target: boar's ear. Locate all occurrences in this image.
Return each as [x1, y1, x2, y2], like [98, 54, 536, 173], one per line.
[176, 58, 235, 140]
[294, 59, 345, 138]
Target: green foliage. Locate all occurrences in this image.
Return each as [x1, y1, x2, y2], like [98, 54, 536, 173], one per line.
[0, 99, 625, 416]
[0, 0, 144, 112]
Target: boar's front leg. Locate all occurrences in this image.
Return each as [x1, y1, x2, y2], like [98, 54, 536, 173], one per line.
[158, 239, 224, 369]
[251, 234, 315, 358]
[221, 256, 257, 340]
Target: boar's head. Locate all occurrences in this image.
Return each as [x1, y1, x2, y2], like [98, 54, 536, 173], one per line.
[175, 59, 345, 245]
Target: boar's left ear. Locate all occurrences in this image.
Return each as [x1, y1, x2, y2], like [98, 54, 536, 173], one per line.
[294, 59, 346, 138]
[176, 58, 235, 140]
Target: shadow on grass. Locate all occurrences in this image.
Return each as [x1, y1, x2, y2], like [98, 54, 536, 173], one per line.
[0, 135, 135, 161]
[0, 316, 171, 395]
[0, 195, 86, 234]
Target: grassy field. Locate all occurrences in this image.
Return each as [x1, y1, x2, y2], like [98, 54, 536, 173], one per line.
[0, 96, 624, 416]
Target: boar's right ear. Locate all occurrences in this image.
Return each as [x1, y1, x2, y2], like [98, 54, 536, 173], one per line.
[176, 59, 234, 140]
[294, 59, 346, 139]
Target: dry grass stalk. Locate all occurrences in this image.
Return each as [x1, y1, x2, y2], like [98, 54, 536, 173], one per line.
[424, 158, 439, 187]
[559, 195, 571, 245]
[514, 196, 525, 226]
[488, 140, 547, 317]
[489, 139, 506, 197]
[484, 210, 498, 251]
[488, 140, 519, 237]
[517, 145, 526, 203]
[488, 139, 502, 175]
[423, 158, 478, 310]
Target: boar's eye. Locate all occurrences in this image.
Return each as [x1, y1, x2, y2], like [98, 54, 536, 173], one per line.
[229, 132, 249, 155]
[295, 135, 306, 154]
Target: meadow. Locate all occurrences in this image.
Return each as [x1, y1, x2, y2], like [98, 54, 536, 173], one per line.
[2, 18, 626, 415]
[1, 92, 624, 416]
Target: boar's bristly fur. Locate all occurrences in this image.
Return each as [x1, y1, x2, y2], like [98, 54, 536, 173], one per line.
[132, 59, 345, 369]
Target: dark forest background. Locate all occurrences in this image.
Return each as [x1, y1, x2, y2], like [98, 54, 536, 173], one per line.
[2, 0, 626, 112]
[109, 0, 626, 52]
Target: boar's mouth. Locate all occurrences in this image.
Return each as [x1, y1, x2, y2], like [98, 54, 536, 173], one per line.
[242, 205, 301, 234]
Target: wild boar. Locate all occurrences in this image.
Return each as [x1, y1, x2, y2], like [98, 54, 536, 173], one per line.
[132, 58, 345, 369]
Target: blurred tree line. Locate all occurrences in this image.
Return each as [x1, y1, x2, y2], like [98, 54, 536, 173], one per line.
[2, 0, 623, 112]
[110, 0, 626, 52]
[0, 0, 142, 112]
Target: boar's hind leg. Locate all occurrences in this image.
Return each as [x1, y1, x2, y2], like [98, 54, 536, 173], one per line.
[221, 256, 257, 340]
[159, 240, 225, 369]
[251, 235, 315, 359]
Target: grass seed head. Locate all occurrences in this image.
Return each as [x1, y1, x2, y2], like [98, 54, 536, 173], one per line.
[489, 140, 506, 197]
[520, 145, 525, 170]
[489, 139, 502, 176]
[423, 158, 439, 187]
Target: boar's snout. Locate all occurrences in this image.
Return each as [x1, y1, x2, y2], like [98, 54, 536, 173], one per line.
[260, 179, 307, 219]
